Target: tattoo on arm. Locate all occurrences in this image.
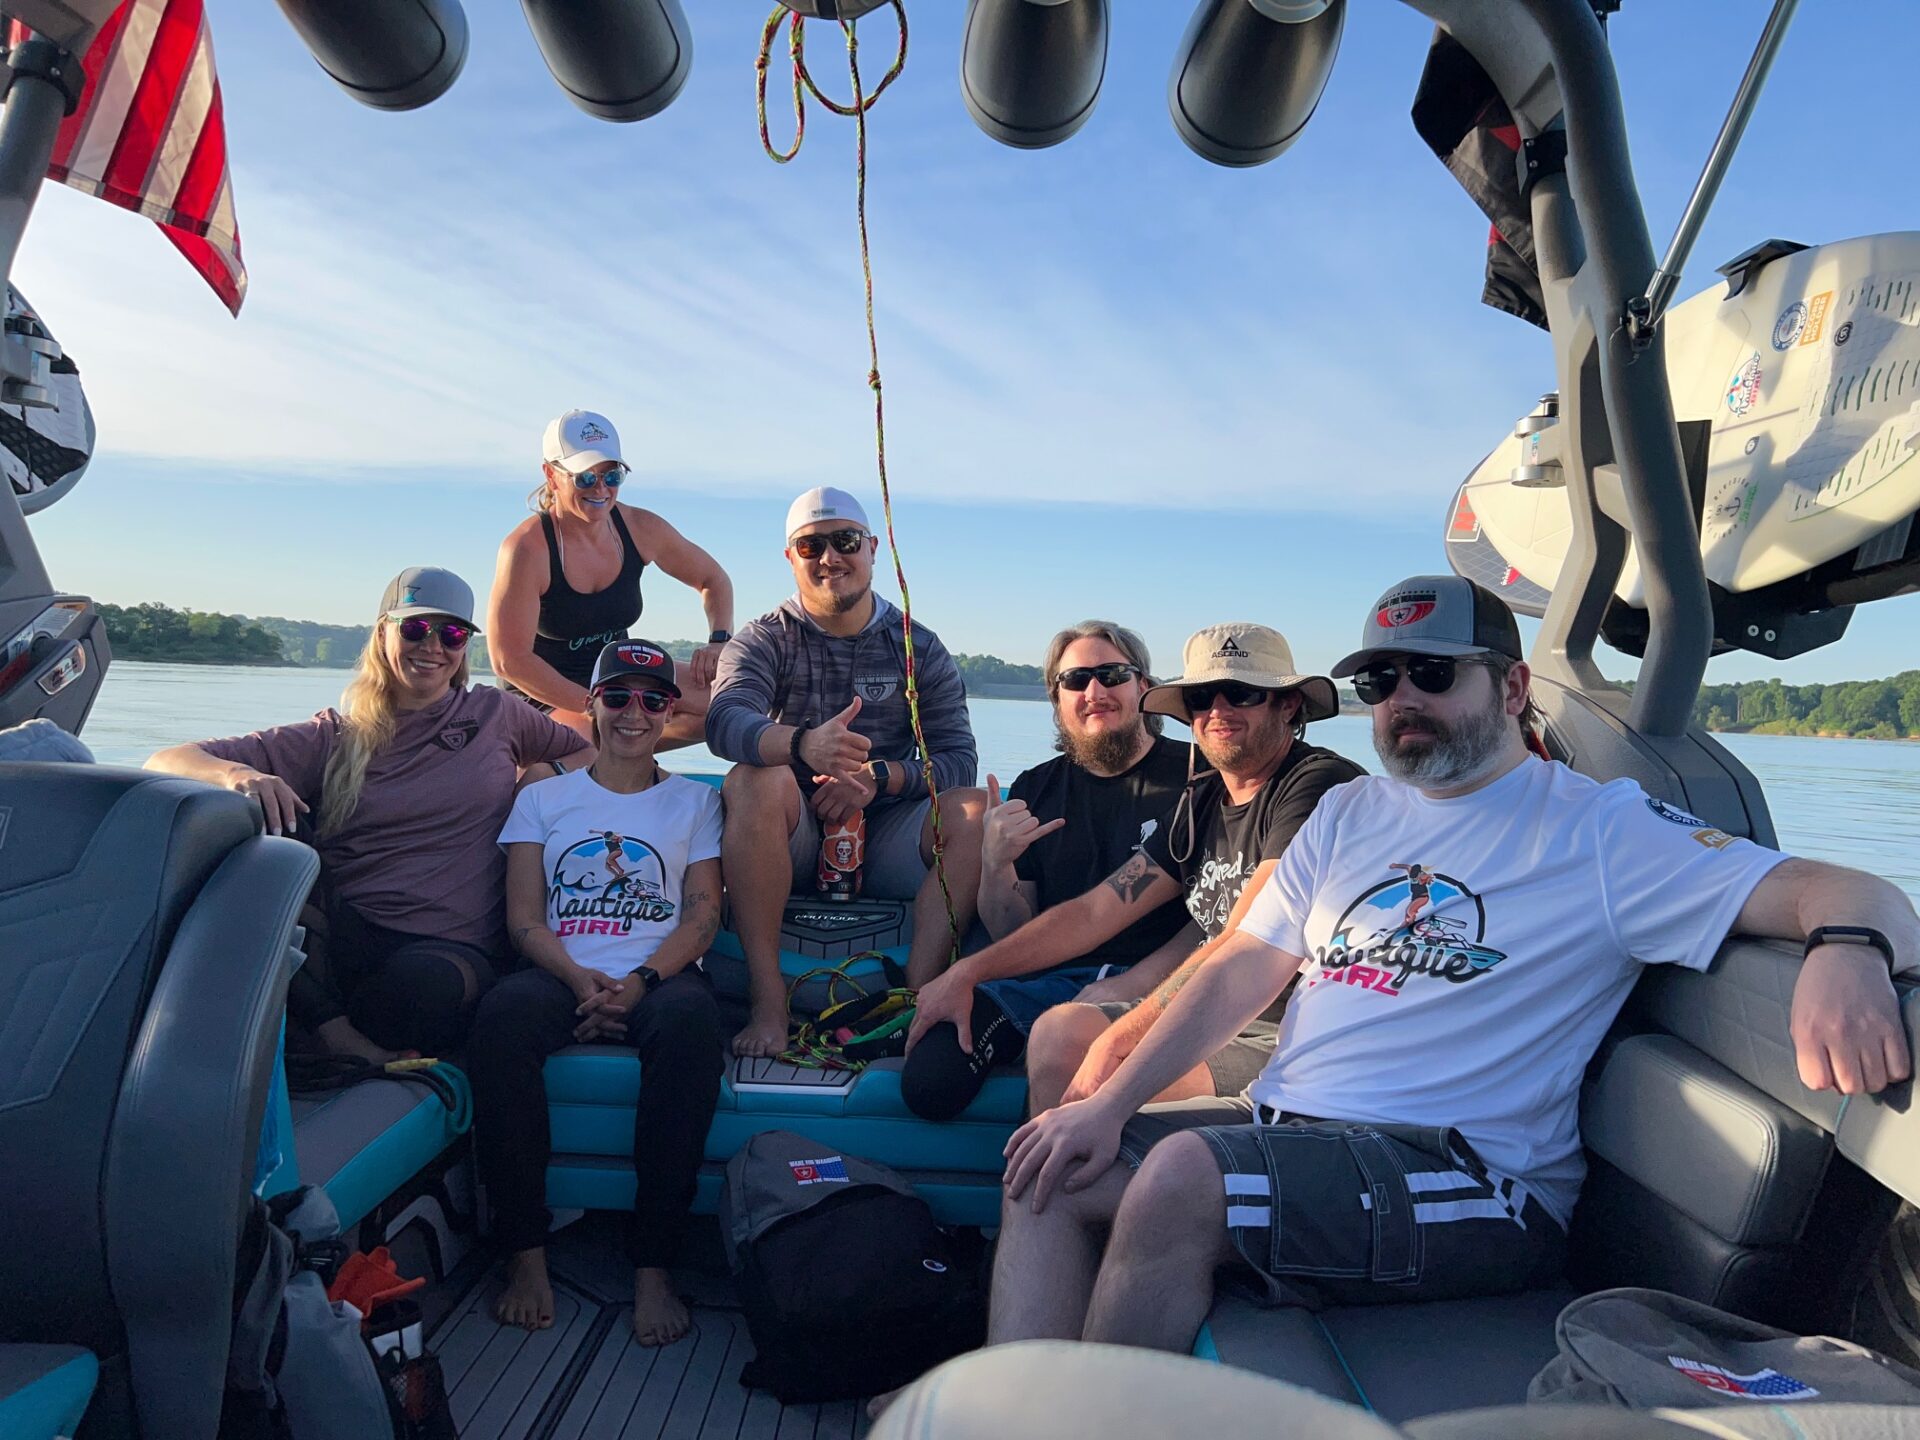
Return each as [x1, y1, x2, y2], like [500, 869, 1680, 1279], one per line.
[1151, 957, 1204, 1012]
[510, 924, 539, 954]
[1103, 852, 1157, 905]
[681, 887, 722, 944]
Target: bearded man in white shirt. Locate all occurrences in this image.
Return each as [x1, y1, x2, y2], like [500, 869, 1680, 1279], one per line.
[986, 575, 1916, 1354]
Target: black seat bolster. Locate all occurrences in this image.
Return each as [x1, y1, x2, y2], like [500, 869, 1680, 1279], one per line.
[104, 834, 317, 1440]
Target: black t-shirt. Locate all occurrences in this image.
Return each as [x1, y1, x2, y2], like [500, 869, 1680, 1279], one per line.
[1140, 740, 1365, 940]
[1009, 735, 1194, 967]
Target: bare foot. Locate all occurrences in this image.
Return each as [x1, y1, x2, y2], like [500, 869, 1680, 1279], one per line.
[494, 1248, 555, 1331]
[632, 1267, 690, 1346]
[316, 1017, 400, 1066]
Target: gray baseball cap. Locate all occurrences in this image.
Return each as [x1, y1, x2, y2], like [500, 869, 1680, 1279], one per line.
[380, 566, 480, 631]
[1330, 575, 1521, 678]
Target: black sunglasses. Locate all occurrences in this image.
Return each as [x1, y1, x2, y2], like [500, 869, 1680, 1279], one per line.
[1054, 663, 1142, 692]
[394, 617, 471, 649]
[1351, 655, 1488, 706]
[791, 528, 870, 560]
[597, 686, 673, 714]
[1182, 681, 1271, 713]
[570, 464, 627, 491]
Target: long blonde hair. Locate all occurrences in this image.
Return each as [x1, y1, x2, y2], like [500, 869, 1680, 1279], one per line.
[316, 614, 471, 836]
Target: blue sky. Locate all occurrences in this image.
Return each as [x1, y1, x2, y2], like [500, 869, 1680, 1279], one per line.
[23, 1, 1920, 684]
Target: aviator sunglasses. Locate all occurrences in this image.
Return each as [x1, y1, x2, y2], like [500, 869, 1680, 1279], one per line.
[394, 617, 471, 649]
[596, 686, 674, 714]
[790, 528, 871, 560]
[1350, 655, 1489, 706]
[1182, 681, 1272, 713]
[1053, 662, 1142, 692]
[569, 464, 628, 491]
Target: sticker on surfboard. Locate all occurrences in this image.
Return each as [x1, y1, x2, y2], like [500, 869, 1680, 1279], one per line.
[2, 285, 95, 518]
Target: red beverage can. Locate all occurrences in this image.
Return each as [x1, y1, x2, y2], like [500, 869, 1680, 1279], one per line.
[817, 810, 866, 900]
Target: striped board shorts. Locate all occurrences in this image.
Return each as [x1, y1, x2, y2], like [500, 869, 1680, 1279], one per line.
[1117, 1096, 1567, 1309]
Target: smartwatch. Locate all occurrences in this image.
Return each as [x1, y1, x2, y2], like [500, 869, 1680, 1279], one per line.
[708, 629, 731, 645]
[1804, 926, 1897, 975]
[868, 758, 892, 792]
[631, 965, 663, 993]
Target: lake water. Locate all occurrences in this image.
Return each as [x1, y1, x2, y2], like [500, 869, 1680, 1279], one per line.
[81, 661, 1920, 903]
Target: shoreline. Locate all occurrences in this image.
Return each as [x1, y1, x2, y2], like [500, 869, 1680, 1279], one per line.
[100, 660, 1920, 742]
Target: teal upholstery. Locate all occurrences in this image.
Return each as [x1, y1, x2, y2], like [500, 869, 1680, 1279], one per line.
[292, 1064, 473, 1230]
[0, 1345, 96, 1440]
[540, 1050, 1024, 1228]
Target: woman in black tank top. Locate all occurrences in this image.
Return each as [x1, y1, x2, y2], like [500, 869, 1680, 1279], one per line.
[488, 409, 735, 743]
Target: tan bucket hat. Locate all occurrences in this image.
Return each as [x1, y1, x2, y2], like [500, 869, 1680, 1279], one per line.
[1142, 623, 1340, 725]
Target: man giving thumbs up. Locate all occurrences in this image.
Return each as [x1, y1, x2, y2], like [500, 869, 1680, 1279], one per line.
[706, 487, 986, 1057]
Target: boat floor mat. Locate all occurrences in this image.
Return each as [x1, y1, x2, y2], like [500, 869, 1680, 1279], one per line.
[433, 1216, 877, 1439]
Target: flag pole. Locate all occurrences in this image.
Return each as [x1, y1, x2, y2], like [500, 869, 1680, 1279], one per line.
[0, 32, 82, 404]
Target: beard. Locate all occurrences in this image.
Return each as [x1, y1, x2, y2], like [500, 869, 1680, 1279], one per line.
[1194, 707, 1290, 773]
[1056, 714, 1147, 774]
[1374, 693, 1512, 788]
[811, 573, 871, 614]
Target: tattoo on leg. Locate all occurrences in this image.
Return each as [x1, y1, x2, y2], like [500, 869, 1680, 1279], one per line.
[1103, 853, 1157, 905]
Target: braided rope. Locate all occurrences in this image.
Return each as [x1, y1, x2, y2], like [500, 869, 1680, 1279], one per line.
[753, 2, 961, 968]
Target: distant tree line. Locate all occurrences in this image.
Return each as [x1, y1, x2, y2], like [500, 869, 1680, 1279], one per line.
[100, 602, 709, 676]
[1693, 672, 1920, 741]
[953, 652, 1044, 687]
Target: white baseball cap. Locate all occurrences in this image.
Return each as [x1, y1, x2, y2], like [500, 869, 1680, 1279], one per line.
[542, 409, 622, 474]
[785, 486, 870, 543]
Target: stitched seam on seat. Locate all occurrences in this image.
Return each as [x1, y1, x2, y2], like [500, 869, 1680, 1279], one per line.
[1640, 1041, 1781, 1242]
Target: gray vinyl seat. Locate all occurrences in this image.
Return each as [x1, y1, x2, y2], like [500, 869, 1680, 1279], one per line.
[0, 763, 316, 1440]
[1195, 938, 1915, 1424]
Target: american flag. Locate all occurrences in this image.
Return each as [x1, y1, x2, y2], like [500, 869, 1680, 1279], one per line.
[789, 1156, 850, 1186]
[12, 0, 245, 314]
[1668, 1357, 1819, 1400]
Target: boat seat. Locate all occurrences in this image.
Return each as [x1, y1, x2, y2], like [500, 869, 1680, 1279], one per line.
[291, 1065, 474, 1232]
[0, 1345, 97, 1440]
[1193, 937, 1856, 1420]
[542, 1050, 1026, 1228]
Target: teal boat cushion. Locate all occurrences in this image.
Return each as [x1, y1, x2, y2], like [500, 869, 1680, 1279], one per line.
[0, 1345, 97, 1440]
[292, 1064, 473, 1230]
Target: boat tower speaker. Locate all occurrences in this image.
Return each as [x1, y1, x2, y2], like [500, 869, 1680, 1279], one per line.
[272, 0, 470, 112]
[960, 0, 1109, 149]
[519, 0, 693, 123]
[1168, 0, 1344, 167]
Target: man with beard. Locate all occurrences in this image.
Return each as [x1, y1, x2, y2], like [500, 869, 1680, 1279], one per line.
[707, 487, 987, 1058]
[903, 623, 1361, 1119]
[984, 576, 1914, 1358]
[898, 621, 1194, 1120]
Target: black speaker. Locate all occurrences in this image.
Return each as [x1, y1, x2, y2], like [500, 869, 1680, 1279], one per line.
[1168, 0, 1344, 167]
[960, 0, 1109, 149]
[519, 0, 693, 123]
[273, 0, 469, 112]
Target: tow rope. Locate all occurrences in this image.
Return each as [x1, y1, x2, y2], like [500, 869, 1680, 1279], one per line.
[754, 2, 960, 968]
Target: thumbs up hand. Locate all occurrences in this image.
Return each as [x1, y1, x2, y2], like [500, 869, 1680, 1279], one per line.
[797, 696, 872, 785]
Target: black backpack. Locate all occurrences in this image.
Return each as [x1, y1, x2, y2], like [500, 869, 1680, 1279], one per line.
[720, 1130, 985, 1403]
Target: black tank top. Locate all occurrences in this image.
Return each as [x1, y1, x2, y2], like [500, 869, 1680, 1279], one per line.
[530, 508, 647, 687]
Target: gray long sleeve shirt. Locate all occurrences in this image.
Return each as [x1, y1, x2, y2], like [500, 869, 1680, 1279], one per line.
[705, 595, 978, 801]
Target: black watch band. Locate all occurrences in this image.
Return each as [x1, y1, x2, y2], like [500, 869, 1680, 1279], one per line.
[789, 723, 811, 766]
[708, 629, 731, 645]
[631, 965, 662, 992]
[868, 758, 891, 792]
[1804, 926, 1897, 974]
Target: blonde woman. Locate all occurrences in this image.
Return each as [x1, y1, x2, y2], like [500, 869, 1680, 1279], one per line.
[488, 409, 733, 745]
[146, 567, 590, 1062]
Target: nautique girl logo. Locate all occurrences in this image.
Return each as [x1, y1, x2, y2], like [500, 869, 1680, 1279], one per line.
[549, 831, 674, 935]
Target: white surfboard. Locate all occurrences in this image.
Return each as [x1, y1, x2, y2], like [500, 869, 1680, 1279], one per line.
[1455, 232, 1920, 611]
[3, 285, 95, 517]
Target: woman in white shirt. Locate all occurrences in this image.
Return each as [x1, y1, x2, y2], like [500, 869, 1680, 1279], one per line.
[468, 640, 725, 1347]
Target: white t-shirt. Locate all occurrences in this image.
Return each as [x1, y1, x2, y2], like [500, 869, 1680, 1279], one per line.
[1239, 759, 1787, 1227]
[499, 769, 724, 979]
